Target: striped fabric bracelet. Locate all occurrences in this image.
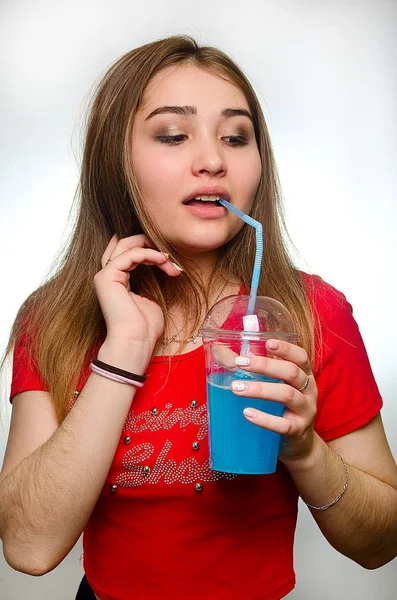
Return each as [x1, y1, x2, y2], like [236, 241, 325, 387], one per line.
[90, 363, 144, 387]
[90, 358, 146, 388]
[91, 357, 147, 383]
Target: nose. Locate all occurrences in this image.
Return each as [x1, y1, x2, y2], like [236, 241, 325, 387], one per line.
[191, 136, 227, 177]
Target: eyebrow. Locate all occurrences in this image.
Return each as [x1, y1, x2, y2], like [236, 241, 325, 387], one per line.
[145, 105, 254, 124]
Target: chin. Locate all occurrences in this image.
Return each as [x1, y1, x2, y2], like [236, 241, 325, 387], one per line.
[165, 223, 240, 256]
[172, 237, 228, 255]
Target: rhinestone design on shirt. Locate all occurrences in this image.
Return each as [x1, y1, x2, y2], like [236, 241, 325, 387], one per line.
[116, 440, 237, 487]
[112, 401, 237, 488]
[123, 402, 208, 440]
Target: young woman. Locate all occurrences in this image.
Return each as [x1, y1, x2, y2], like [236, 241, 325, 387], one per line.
[0, 36, 396, 600]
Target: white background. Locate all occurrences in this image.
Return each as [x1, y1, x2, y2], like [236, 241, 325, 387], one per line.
[0, 0, 396, 598]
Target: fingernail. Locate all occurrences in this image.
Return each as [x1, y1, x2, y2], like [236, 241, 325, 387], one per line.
[171, 262, 183, 272]
[268, 340, 279, 350]
[243, 408, 255, 418]
[235, 356, 251, 366]
[231, 381, 245, 391]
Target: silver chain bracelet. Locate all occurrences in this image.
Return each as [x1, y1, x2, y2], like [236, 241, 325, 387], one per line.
[303, 452, 349, 511]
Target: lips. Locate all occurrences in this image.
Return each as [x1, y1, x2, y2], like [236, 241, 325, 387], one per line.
[183, 201, 227, 219]
[183, 186, 231, 204]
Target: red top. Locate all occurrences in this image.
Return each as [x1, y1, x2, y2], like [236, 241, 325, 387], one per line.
[10, 275, 383, 600]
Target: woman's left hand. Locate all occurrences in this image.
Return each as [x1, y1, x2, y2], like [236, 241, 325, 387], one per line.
[231, 339, 317, 464]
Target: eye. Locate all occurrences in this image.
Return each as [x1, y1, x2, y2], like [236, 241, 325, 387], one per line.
[223, 135, 249, 147]
[155, 134, 187, 145]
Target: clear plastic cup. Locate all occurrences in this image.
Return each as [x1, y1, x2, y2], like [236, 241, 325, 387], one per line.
[199, 295, 300, 475]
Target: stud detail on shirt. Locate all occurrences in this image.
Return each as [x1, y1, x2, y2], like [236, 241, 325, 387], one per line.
[195, 483, 203, 492]
[192, 442, 200, 451]
[151, 407, 159, 415]
[124, 436, 131, 444]
[117, 440, 237, 487]
[123, 403, 208, 439]
[143, 466, 151, 475]
[110, 484, 118, 493]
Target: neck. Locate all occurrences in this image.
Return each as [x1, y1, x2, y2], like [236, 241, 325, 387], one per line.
[179, 248, 219, 288]
[158, 277, 239, 356]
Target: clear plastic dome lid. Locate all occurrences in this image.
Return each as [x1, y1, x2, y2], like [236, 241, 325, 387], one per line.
[199, 295, 300, 342]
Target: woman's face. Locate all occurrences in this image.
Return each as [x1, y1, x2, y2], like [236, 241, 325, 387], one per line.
[131, 64, 262, 257]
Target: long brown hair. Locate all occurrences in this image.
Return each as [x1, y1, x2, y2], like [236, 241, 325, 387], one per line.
[1, 35, 315, 425]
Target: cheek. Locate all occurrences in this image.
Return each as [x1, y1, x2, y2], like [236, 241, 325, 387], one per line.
[233, 151, 262, 194]
[248, 151, 262, 186]
[133, 149, 183, 201]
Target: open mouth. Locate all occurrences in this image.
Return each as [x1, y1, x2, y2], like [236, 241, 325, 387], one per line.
[183, 194, 225, 207]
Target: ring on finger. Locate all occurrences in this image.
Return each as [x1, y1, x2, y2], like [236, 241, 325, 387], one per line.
[298, 375, 310, 392]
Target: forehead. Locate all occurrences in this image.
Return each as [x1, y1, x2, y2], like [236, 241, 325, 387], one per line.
[139, 64, 249, 113]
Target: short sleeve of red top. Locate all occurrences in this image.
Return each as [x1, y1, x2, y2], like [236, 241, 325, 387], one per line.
[9, 275, 383, 600]
[301, 273, 383, 441]
[10, 332, 49, 401]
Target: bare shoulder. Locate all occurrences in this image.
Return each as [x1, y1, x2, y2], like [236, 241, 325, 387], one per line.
[0, 391, 59, 482]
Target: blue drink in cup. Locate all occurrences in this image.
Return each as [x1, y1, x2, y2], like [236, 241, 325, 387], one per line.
[207, 370, 284, 474]
[199, 295, 300, 475]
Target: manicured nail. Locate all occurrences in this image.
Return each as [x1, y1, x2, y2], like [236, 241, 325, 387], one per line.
[171, 262, 184, 271]
[268, 340, 279, 350]
[235, 356, 251, 366]
[243, 408, 255, 418]
[231, 381, 245, 391]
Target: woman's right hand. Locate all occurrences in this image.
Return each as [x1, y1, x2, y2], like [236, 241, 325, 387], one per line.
[94, 233, 182, 351]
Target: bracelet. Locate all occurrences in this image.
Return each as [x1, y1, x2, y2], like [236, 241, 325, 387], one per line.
[90, 363, 144, 387]
[92, 357, 147, 383]
[303, 453, 349, 511]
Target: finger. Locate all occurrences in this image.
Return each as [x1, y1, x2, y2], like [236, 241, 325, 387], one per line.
[113, 233, 157, 252]
[211, 345, 239, 369]
[103, 247, 182, 276]
[242, 407, 295, 436]
[102, 234, 119, 267]
[266, 340, 312, 376]
[102, 234, 157, 268]
[230, 379, 307, 415]
[235, 353, 310, 392]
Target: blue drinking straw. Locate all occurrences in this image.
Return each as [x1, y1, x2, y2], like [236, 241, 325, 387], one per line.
[217, 199, 263, 353]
